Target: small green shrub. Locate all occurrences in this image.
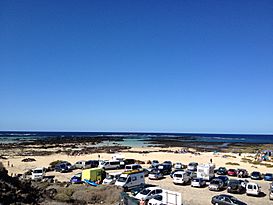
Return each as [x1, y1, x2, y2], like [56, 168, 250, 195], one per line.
[226, 162, 240, 166]
[54, 193, 71, 202]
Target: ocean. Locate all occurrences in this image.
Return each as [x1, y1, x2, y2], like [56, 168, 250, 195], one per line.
[0, 131, 273, 145]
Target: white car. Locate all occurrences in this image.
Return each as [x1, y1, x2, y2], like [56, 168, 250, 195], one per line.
[174, 163, 184, 169]
[191, 178, 206, 187]
[148, 169, 163, 180]
[32, 167, 46, 180]
[187, 162, 198, 171]
[102, 172, 121, 184]
[173, 171, 191, 185]
[135, 187, 163, 201]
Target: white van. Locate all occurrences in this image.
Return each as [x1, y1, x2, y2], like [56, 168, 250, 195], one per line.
[246, 182, 261, 196]
[102, 172, 122, 184]
[173, 171, 191, 185]
[125, 164, 142, 171]
[99, 160, 121, 170]
[115, 170, 145, 191]
[32, 167, 46, 180]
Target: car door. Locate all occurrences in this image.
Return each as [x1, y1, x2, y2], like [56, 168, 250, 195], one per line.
[148, 190, 156, 200]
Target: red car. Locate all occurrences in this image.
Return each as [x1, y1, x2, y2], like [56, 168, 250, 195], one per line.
[227, 169, 237, 176]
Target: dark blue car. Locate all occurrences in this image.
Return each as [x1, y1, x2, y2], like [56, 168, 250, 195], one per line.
[264, 173, 273, 181]
[70, 173, 82, 183]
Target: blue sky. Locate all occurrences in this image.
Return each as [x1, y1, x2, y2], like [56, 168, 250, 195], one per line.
[1, 0, 273, 133]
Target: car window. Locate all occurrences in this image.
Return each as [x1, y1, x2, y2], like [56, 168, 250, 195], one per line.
[150, 190, 156, 195]
[224, 197, 231, 203]
[247, 184, 253, 189]
[132, 176, 137, 181]
[156, 189, 162, 194]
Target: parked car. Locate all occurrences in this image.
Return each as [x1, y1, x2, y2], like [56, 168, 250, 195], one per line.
[216, 167, 227, 175]
[74, 160, 99, 169]
[227, 169, 237, 176]
[211, 194, 247, 205]
[131, 186, 145, 196]
[102, 172, 121, 184]
[186, 170, 197, 179]
[227, 179, 246, 194]
[209, 178, 224, 191]
[173, 171, 191, 185]
[217, 176, 229, 187]
[269, 183, 273, 200]
[55, 162, 72, 173]
[151, 160, 160, 167]
[264, 173, 273, 181]
[142, 168, 149, 177]
[148, 169, 164, 180]
[125, 164, 142, 171]
[158, 163, 172, 175]
[250, 171, 262, 180]
[70, 173, 82, 183]
[188, 162, 198, 171]
[170, 169, 184, 178]
[237, 169, 248, 178]
[163, 161, 172, 165]
[135, 187, 163, 201]
[32, 167, 46, 180]
[246, 182, 261, 196]
[174, 162, 185, 169]
[191, 178, 206, 187]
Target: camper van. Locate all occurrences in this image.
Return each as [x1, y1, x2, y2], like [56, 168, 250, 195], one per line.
[197, 163, 215, 181]
[32, 167, 46, 180]
[81, 168, 105, 182]
[115, 170, 145, 191]
[102, 172, 122, 185]
[99, 160, 122, 170]
[173, 171, 191, 185]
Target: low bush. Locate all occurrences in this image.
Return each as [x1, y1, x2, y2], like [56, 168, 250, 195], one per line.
[226, 162, 240, 166]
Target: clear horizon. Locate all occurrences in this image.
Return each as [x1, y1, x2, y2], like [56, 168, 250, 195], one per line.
[1, 0, 273, 133]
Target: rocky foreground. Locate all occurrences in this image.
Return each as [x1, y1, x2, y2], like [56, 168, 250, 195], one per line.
[0, 162, 122, 205]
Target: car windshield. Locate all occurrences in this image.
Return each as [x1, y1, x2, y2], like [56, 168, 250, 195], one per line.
[74, 173, 81, 177]
[219, 167, 225, 171]
[174, 174, 182, 178]
[151, 169, 159, 174]
[212, 180, 220, 185]
[229, 180, 240, 185]
[252, 172, 260, 176]
[117, 177, 127, 182]
[139, 189, 150, 195]
[189, 163, 196, 166]
[266, 173, 273, 177]
[106, 175, 114, 179]
[193, 178, 200, 182]
[33, 170, 43, 173]
[229, 169, 235, 172]
[153, 160, 159, 163]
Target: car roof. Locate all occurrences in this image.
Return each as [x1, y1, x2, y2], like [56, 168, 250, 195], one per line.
[173, 171, 186, 174]
[144, 187, 162, 191]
